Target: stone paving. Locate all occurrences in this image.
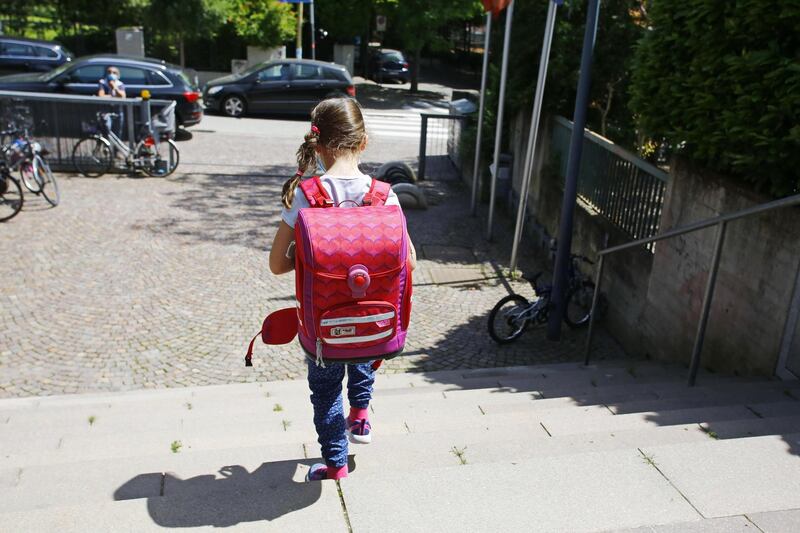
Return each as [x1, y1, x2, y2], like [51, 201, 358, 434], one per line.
[0, 118, 626, 398]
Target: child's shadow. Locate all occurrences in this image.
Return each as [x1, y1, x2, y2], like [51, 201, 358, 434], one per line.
[114, 457, 356, 528]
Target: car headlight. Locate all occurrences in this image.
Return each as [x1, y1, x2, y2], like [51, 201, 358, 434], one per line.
[207, 86, 223, 95]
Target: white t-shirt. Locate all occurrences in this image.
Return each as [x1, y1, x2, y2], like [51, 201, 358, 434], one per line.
[281, 174, 401, 228]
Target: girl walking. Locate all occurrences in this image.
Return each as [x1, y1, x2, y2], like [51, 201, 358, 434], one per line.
[268, 97, 417, 481]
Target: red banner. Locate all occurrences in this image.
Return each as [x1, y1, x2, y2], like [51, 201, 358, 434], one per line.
[481, 0, 512, 17]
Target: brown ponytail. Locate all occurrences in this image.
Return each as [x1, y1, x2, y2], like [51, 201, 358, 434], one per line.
[281, 97, 366, 209]
[282, 129, 319, 208]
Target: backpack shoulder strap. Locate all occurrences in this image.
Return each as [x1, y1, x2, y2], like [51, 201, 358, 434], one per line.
[299, 176, 333, 208]
[362, 178, 391, 206]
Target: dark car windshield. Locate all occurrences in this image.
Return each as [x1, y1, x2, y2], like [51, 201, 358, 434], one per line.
[44, 62, 72, 81]
[381, 52, 405, 62]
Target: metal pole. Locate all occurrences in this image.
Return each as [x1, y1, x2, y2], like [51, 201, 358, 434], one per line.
[509, 0, 560, 274]
[776, 257, 800, 379]
[486, 0, 514, 241]
[127, 101, 136, 152]
[547, 0, 601, 340]
[296, 2, 304, 59]
[470, 12, 492, 216]
[584, 254, 604, 365]
[688, 221, 728, 386]
[310, 0, 316, 60]
[418, 114, 428, 180]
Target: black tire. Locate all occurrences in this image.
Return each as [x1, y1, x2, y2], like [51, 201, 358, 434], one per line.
[72, 136, 112, 178]
[564, 280, 596, 328]
[376, 161, 417, 184]
[0, 174, 23, 222]
[222, 94, 246, 118]
[488, 294, 530, 344]
[19, 159, 42, 193]
[34, 155, 59, 206]
[138, 139, 180, 177]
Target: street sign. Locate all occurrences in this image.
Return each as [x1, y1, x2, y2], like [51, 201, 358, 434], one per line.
[376, 15, 387, 32]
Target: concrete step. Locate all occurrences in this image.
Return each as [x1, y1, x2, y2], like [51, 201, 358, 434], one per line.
[341, 448, 702, 532]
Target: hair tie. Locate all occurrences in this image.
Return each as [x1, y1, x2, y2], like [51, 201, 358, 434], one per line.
[310, 124, 320, 135]
[295, 169, 304, 177]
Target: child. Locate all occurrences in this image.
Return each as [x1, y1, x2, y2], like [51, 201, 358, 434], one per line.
[268, 97, 417, 481]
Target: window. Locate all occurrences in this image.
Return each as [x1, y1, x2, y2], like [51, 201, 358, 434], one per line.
[68, 65, 106, 84]
[381, 52, 405, 63]
[146, 70, 172, 86]
[35, 46, 59, 59]
[257, 64, 290, 82]
[291, 64, 322, 80]
[117, 66, 147, 85]
[2, 42, 35, 58]
[323, 68, 346, 82]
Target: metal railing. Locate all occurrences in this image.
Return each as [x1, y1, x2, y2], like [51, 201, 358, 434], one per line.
[584, 192, 800, 386]
[418, 113, 466, 180]
[551, 116, 669, 252]
[0, 90, 174, 171]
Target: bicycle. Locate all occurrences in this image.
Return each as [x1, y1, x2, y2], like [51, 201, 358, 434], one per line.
[0, 158, 23, 222]
[488, 253, 597, 344]
[71, 103, 179, 178]
[3, 126, 60, 207]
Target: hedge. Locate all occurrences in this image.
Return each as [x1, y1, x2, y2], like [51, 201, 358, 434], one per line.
[630, 1, 800, 197]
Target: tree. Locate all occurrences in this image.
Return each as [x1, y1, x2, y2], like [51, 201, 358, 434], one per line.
[382, 0, 483, 92]
[630, 1, 800, 196]
[146, 0, 228, 66]
[227, 0, 296, 50]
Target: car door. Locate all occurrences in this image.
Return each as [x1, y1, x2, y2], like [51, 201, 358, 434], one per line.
[288, 64, 329, 114]
[248, 63, 292, 112]
[58, 64, 107, 95]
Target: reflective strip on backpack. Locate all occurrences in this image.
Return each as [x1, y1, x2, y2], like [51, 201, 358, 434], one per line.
[320, 311, 395, 327]
[323, 329, 393, 345]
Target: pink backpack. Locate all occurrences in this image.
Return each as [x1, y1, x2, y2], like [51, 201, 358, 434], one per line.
[246, 176, 412, 368]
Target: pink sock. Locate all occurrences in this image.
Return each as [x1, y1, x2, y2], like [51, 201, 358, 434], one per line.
[327, 464, 348, 480]
[349, 406, 369, 422]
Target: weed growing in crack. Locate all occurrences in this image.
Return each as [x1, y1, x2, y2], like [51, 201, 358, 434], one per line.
[273, 404, 283, 412]
[451, 446, 468, 465]
[88, 416, 96, 426]
[171, 440, 182, 453]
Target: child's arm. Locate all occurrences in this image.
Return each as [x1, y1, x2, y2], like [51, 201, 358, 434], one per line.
[408, 239, 417, 271]
[269, 221, 295, 275]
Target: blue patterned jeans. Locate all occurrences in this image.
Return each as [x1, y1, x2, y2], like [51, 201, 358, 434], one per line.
[307, 360, 375, 467]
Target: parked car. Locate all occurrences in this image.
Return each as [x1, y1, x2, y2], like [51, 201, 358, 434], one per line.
[0, 37, 73, 76]
[0, 55, 203, 127]
[370, 49, 410, 84]
[203, 59, 355, 118]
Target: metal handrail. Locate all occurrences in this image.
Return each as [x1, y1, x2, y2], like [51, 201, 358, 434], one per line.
[584, 191, 800, 386]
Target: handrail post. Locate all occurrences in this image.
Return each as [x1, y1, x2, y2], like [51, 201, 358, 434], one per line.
[688, 221, 728, 386]
[418, 115, 428, 180]
[584, 254, 605, 365]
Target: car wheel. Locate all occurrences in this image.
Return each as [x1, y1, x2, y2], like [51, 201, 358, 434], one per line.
[222, 95, 246, 118]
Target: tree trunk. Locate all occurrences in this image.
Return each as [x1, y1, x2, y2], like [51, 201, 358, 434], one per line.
[179, 36, 185, 68]
[410, 46, 421, 93]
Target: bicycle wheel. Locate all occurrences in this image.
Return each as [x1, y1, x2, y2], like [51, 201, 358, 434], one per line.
[34, 155, 60, 207]
[138, 139, 180, 177]
[0, 174, 23, 222]
[19, 159, 42, 193]
[488, 294, 531, 344]
[72, 136, 112, 178]
[564, 280, 596, 328]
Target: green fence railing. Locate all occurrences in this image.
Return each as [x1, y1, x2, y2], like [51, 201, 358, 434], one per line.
[551, 116, 669, 252]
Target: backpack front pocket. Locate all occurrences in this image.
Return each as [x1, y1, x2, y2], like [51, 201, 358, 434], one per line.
[318, 301, 397, 348]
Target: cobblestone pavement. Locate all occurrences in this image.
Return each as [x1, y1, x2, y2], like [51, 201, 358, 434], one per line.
[0, 118, 627, 398]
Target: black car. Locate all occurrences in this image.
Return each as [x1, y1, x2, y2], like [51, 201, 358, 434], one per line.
[0, 37, 73, 76]
[0, 55, 203, 127]
[370, 49, 410, 84]
[203, 59, 355, 118]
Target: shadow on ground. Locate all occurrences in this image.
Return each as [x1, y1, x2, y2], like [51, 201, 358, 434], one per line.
[114, 456, 356, 528]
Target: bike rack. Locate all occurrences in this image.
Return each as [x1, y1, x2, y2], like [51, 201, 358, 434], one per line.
[584, 192, 800, 386]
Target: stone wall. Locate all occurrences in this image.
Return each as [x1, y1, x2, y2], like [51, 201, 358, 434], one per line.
[639, 157, 800, 376]
[506, 111, 800, 377]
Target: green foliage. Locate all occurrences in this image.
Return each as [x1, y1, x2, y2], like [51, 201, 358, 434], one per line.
[314, 0, 374, 43]
[227, 0, 296, 49]
[145, 0, 228, 41]
[630, 1, 800, 197]
[498, 0, 644, 147]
